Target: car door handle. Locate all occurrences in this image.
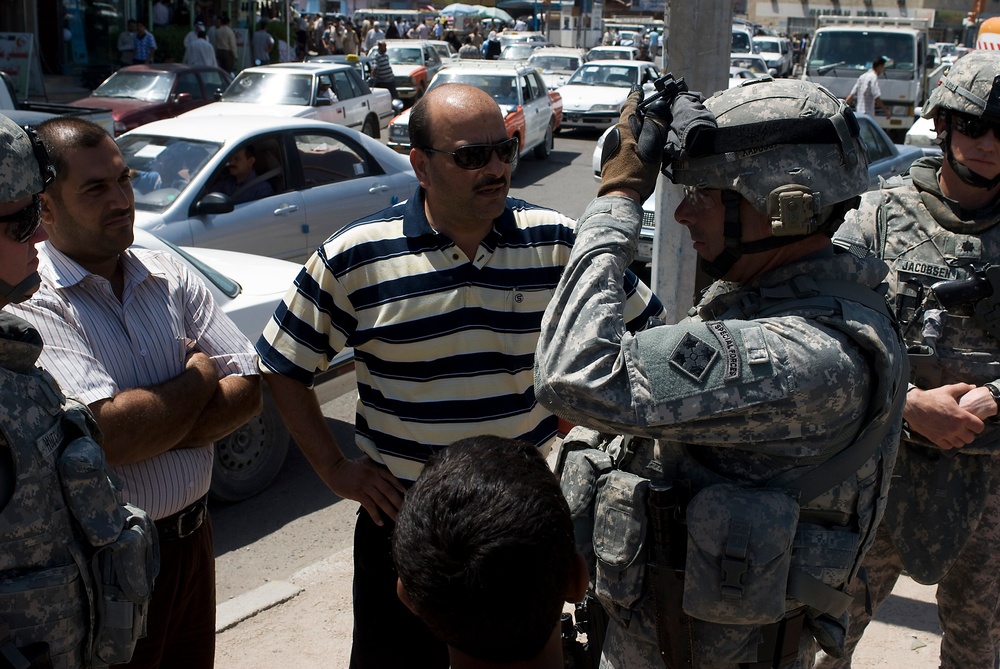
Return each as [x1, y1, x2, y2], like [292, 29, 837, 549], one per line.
[369, 184, 389, 193]
[274, 204, 299, 215]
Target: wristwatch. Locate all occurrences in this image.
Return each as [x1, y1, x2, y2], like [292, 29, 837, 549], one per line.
[984, 382, 1000, 422]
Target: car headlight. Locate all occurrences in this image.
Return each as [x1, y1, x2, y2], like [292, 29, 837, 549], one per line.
[390, 124, 408, 139]
[590, 104, 620, 113]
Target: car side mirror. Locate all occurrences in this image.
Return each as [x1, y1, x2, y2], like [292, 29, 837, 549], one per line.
[172, 92, 193, 104]
[316, 96, 333, 106]
[191, 192, 235, 215]
[392, 99, 404, 114]
[214, 89, 223, 101]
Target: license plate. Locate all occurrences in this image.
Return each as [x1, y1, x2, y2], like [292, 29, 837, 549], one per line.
[565, 113, 580, 121]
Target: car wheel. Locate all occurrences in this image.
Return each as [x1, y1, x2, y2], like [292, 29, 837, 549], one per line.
[362, 115, 379, 139]
[210, 386, 290, 503]
[509, 139, 521, 178]
[534, 122, 554, 160]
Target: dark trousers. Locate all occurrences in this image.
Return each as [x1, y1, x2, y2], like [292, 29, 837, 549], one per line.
[349, 508, 449, 669]
[113, 514, 216, 669]
[374, 80, 399, 100]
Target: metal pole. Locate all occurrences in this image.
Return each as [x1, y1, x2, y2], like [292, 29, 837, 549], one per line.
[650, 0, 729, 323]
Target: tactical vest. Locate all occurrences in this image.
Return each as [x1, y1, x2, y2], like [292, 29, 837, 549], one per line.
[0, 342, 157, 669]
[872, 179, 1000, 583]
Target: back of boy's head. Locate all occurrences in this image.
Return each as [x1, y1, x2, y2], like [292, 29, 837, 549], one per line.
[393, 435, 574, 663]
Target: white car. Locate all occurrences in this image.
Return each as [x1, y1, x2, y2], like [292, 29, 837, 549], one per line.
[557, 60, 660, 131]
[753, 36, 793, 77]
[119, 115, 418, 263]
[729, 67, 760, 88]
[181, 62, 395, 138]
[585, 45, 641, 62]
[367, 40, 445, 104]
[730, 54, 770, 78]
[131, 230, 352, 502]
[904, 113, 937, 150]
[527, 47, 586, 90]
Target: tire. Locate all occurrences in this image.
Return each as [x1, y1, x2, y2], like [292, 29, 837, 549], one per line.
[509, 141, 520, 178]
[210, 386, 290, 503]
[534, 122, 554, 160]
[361, 115, 379, 139]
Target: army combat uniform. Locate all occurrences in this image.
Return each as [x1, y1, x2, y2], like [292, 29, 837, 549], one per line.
[535, 196, 906, 669]
[820, 155, 1000, 669]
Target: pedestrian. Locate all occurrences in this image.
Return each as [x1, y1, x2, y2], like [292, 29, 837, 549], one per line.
[458, 35, 480, 59]
[364, 20, 385, 52]
[252, 19, 274, 65]
[393, 435, 588, 669]
[482, 30, 501, 59]
[132, 21, 156, 64]
[117, 19, 136, 65]
[213, 14, 238, 73]
[816, 50, 1000, 669]
[183, 29, 217, 67]
[845, 55, 892, 120]
[533, 77, 907, 668]
[371, 40, 399, 99]
[9, 117, 263, 669]
[255, 83, 663, 669]
[184, 19, 205, 50]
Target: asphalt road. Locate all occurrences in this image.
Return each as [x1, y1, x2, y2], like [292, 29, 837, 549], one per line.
[211, 129, 607, 605]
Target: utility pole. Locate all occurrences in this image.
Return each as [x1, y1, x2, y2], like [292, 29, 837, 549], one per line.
[651, 0, 730, 322]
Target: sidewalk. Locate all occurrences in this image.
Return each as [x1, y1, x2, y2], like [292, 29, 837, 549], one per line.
[213, 544, 944, 668]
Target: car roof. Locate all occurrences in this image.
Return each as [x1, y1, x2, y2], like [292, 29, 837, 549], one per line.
[240, 62, 354, 75]
[120, 114, 357, 142]
[118, 63, 222, 74]
[581, 59, 648, 68]
[438, 60, 539, 74]
[529, 47, 585, 56]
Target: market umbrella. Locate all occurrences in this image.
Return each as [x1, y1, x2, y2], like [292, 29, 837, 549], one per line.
[439, 3, 480, 16]
[496, 0, 536, 12]
[474, 5, 515, 23]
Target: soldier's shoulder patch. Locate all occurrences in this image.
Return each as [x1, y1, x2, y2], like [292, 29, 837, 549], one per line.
[669, 331, 718, 382]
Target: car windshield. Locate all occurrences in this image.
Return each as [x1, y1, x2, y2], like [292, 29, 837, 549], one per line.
[222, 72, 314, 105]
[808, 31, 917, 72]
[118, 135, 221, 211]
[430, 73, 519, 105]
[500, 45, 535, 61]
[386, 47, 423, 64]
[590, 49, 629, 60]
[732, 31, 752, 53]
[567, 64, 636, 87]
[757, 41, 780, 53]
[93, 71, 174, 101]
[731, 57, 768, 75]
[529, 55, 580, 72]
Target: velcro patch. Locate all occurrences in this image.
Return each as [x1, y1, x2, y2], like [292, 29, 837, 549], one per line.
[669, 332, 718, 382]
[36, 423, 62, 460]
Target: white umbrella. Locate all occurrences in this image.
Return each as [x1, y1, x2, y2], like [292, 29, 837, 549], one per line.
[439, 3, 479, 16]
[474, 5, 514, 23]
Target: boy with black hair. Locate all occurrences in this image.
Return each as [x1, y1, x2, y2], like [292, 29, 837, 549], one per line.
[392, 435, 589, 669]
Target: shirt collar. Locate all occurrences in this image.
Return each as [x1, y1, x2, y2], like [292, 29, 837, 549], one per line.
[401, 185, 517, 239]
[38, 241, 158, 290]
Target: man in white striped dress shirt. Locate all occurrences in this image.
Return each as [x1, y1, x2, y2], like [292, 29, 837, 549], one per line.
[8, 117, 262, 669]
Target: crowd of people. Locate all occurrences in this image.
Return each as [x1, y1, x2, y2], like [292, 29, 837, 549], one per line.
[4, 12, 1000, 669]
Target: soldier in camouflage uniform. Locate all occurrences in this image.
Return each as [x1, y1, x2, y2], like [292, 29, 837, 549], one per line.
[817, 51, 1000, 669]
[0, 115, 91, 668]
[535, 78, 907, 668]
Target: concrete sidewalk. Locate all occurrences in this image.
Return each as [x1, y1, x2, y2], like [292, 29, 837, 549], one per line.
[213, 545, 945, 668]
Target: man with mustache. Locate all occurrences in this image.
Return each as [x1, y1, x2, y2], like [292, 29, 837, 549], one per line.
[8, 117, 262, 669]
[257, 83, 664, 669]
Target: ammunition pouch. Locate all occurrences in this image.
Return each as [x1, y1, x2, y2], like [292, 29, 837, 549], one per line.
[592, 469, 649, 626]
[683, 484, 799, 625]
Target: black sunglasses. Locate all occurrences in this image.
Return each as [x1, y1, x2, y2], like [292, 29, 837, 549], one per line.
[418, 136, 520, 170]
[950, 111, 1000, 141]
[0, 195, 42, 243]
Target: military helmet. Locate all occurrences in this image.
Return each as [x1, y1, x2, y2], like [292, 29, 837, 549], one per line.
[923, 50, 1000, 121]
[0, 115, 50, 201]
[672, 78, 868, 236]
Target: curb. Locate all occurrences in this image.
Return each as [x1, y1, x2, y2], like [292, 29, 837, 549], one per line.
[216, 580, 304, 633]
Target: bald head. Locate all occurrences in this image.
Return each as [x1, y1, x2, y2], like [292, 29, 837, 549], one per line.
[408, 84, 504, 150]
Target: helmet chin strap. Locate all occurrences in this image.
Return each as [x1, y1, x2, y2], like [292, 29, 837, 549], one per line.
[0, 273, 40, 305]
[942, 123, 1000, 190]
[698, 190, 812, 279]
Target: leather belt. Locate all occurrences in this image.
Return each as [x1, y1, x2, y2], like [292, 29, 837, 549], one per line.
[155, 496, 208, 542]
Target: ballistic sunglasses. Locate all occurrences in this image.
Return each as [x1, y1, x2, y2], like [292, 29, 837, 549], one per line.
[0, 195, 42, 243]
[418, 136, 520, 170]
[950, 111, 1000, 141]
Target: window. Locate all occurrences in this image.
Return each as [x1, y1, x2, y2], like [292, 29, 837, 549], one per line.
[176, 72, 204, 99]
[858, 119, 892, 163]
[294, 132, 371, 187]
[331, 70, 358, 100]
[199, 70, 228, 97]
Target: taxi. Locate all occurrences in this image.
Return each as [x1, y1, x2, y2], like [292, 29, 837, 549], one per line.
[368, 40, 445, 104]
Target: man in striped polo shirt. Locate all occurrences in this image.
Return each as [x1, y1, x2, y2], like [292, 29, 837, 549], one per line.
[257, 83, 664, 669]
[8, 117, 262, 669]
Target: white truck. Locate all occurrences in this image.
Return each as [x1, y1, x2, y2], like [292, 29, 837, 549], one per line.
[801, 16, 930, 140]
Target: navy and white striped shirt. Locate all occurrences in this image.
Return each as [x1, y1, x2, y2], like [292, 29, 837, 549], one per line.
[8, 243, 258, 519]
[257, 188, 664, 480]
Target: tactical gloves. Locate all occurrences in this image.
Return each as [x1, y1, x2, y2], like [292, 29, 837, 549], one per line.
[598, 87, 665, 202]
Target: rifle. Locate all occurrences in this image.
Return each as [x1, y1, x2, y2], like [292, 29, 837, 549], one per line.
[931, 263, 1000, 342]
[562, 594, 608, 669]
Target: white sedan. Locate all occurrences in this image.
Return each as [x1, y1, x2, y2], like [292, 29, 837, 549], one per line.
[119, 115, 418, 263]
[131, 231, 352, 502]
[557, 60, 660, 130]
[181, 62, 395, 138]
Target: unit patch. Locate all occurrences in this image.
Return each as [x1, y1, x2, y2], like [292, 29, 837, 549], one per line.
[707, 320, 741, 381]
[669, 332, 718, 382]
